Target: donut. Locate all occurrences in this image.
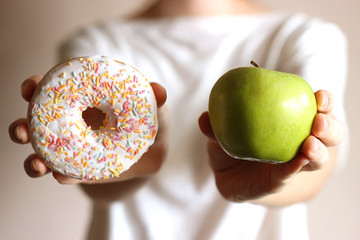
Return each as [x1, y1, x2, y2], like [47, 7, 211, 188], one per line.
[28, 55, 158, 180]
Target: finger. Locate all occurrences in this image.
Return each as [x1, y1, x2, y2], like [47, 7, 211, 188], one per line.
[198, 111, 217, 142]
[278, 154, 310, 177]
[150, 82, 167, 108]
[21, 75, 42, 102]
[315, 90, 334, 114]
[52, 172, 83, 185]
[301, 135, 329, 171]
[207, 141, 240, 171]
[312, 113, 345, 146]
[9, 118, 29, 144]
[24, 154, 51, 178]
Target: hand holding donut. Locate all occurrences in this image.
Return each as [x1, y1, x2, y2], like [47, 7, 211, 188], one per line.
[9, 56, 169, 186]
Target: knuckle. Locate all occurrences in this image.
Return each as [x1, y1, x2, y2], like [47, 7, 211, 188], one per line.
[309, 145, 329, 170]
[323, 117, 345, 146]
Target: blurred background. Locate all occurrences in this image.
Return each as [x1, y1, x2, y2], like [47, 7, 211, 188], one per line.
[1, 0, 359, 239]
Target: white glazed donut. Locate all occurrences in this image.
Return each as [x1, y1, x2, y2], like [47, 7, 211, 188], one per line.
[28, 55, 158, 180]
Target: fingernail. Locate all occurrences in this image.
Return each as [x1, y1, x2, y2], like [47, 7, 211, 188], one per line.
[15, 126, 23, 142]
[322, 116, 329, 133]
[322, 93, 329, 107]
[15, 125, 28, 143]
[312, 139, 321, 155]
[30, 159, 38, 173]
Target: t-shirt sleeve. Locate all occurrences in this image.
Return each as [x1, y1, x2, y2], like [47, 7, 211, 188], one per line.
[58, 25, 109, 62]
[277, 15, 349, 169]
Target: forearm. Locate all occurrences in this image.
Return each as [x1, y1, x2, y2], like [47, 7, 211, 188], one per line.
[250, 147, 338, 207]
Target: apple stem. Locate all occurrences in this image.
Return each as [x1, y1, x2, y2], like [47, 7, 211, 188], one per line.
[250, 61, 260, 68]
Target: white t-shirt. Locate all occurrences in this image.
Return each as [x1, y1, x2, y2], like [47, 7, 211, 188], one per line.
[60, 12, 348, 240]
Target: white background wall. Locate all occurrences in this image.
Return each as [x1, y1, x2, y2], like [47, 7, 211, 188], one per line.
[1, 0, 359, 239]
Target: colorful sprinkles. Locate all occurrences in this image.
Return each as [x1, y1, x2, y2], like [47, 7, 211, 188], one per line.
[28, 55, 158, 180]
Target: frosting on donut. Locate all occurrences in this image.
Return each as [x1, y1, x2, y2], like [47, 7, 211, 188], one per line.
[28, 55, 158, 180]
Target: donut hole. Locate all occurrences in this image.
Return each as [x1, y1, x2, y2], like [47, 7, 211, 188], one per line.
[82, 107, 107, 131]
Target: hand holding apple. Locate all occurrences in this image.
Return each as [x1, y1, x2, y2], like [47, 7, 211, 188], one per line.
[208, 62, 317, 163]
[199, 70, 345, 202]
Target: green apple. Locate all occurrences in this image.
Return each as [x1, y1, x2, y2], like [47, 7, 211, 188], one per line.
[208, 62, 317, 163]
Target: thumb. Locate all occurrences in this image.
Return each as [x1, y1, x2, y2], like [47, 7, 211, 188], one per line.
[198, 111, 217, 142]
[150, 82, 167, 109]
